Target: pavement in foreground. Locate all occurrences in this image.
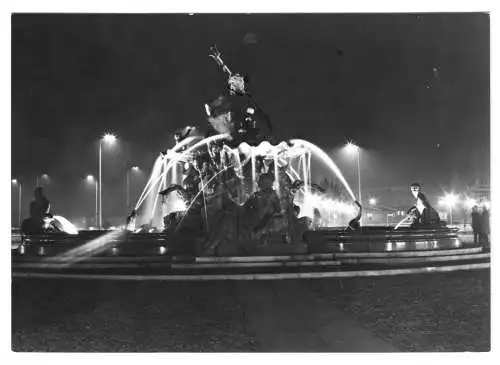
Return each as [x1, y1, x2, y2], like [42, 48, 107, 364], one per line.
[11, 270, 489, 352]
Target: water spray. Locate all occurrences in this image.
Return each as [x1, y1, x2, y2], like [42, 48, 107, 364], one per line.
[289, 139, 357, 201]
[174, 164, 235, 231]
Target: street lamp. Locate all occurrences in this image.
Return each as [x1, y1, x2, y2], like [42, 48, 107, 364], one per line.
[99, 133, 117, 229]
[439, 193, 458, 226]
[12, 179, 22, 227]
[126, 165, 140, 210]
[345, 142, 362, 202]
[35, 173, 50, 187]
[369, 197, 377, 206]
[86, 175, 98, 228]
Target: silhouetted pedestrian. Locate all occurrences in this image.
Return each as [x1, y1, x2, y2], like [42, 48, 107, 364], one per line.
[479, 205, 490, 246]
[471, 205, 481, 245]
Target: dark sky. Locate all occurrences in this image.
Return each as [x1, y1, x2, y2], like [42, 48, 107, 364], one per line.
[11, 13, 490, 220]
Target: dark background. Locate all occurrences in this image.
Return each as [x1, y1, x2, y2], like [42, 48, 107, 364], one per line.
[11, 13, 490, 223]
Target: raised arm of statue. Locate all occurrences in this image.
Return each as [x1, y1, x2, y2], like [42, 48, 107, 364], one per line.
[209, 45, 233, 79]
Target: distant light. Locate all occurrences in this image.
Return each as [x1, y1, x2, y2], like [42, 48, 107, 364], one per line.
[132, 166, 140, 171]
[345, 141, 359, 154]
[41, 174, 49, 179]
[158, 246, 167, 255]
[439, 193, 459, 208]
[102, 133, 117, 144]
[464, 197, 477, 209]
[368, 197, 377, 205]
[11, 179, 18, 184]
[480, 200, 491, 210]
[111, 247, 119, 255]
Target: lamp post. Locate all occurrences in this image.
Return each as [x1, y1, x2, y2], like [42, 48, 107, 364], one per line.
[86, 175, 98, 228]
[345, 142, 362, 202]
[345, 141, 362, 223]
[439, 193, 458, 226]
[126, 166, 140, 210]
[99, 133, 117, 229]
[12, 179, 22, 227]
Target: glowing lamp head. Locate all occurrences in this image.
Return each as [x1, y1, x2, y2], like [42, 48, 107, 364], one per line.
[11, 179, 18, 185]
[131, 166, 140, 171]
[86, 175, 95, 183]
[368, 198, 377, 205]
[102, 133, 117, 144]
[345, 142, 359, 154]
[439, 193, 459, 208]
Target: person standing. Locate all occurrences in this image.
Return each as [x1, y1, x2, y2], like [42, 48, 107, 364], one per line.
[479, 204, 490, 246]
[471, 205, 481, 245]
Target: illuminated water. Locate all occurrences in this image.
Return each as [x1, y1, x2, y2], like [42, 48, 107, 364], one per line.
[134, 137, 358, 230]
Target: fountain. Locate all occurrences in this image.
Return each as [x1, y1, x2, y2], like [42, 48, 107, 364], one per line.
[13, 45, 473, 275]
[111, 45, 457, 257]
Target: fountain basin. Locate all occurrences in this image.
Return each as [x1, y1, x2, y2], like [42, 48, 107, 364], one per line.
[13, 225, 462, 258]
[12, 226, 488, 280]
[304, 226, 462, 253]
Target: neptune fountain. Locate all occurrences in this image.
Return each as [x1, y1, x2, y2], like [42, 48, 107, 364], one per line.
[127, 46, 360, 255]
[13, 46, 467, 271]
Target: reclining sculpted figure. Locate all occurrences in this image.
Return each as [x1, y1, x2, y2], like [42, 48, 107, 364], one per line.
[408, 183, 441, 226]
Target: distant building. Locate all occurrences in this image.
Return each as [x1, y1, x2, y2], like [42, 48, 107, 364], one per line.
[467, 182, 490, 202]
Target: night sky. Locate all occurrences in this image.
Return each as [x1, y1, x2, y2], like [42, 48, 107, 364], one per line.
[11, 13, 490, 222]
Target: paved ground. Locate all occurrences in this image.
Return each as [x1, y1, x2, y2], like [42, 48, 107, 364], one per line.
[236, 280, 398, 352]
[12, 269, 489, 352]
[311, 270, 490, 351]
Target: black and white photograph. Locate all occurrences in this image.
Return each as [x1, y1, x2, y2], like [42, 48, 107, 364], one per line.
[9, 6, 492, 354]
